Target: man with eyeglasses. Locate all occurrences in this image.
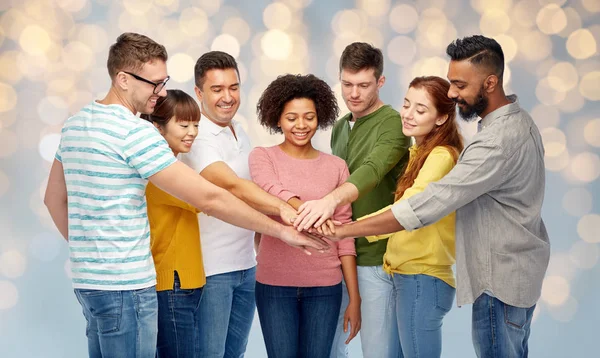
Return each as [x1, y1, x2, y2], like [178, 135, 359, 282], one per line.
[43, 32, 328, 358]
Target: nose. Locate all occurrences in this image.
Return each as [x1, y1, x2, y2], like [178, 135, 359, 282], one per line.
[189, 124, 198, 137]
[350, 86, 359, 98]
[296, 117, 308, 129]
[157, 86, 168, 98]
[223, 90, 233, 102]
[447, 87, 458, 100]
[402, 107, 414, 120]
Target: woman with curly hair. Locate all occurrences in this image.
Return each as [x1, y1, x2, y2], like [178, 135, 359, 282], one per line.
[248, 74, 360, 358]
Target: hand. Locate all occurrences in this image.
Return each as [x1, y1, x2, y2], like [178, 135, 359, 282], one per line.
[294, 196, 337, 231]
[279, 226, 330, 255]
[279, 203, 298, 226]
[344, 298, 362, 344]
[314, 219, 339, 236]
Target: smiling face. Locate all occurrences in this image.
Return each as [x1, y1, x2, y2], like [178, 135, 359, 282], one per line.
[195, 68, 240, 127]
[155, 117, 199, 156]
[128, 60, 169, 115]
[278, 98, 318, 149]
[447, 60, 489, 122]
[400, 86, 448, 145]
[340, 68, 384, 119]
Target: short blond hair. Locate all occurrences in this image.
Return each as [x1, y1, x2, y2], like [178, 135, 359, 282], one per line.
[107, 32, 168, 79]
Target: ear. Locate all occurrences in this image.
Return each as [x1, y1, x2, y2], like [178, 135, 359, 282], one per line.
[484, 74, 499, 93]
[194, 86, 203, 103]
[436, 114, 449, 126]
[277, 120, 281, 128]
[377, 75, 386, 89]
[115, 72, 129, 91]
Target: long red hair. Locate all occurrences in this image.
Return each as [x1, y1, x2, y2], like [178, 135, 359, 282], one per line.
[395, 76, 464, 200]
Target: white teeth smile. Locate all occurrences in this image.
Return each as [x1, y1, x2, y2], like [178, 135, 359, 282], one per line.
[219, 105, 233, 109]
[293, 132, 308, 138]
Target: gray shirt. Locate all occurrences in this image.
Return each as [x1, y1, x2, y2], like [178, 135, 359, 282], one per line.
[392, 95, 550, 308]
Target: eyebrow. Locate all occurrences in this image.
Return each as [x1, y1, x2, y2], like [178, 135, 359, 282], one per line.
[449, 79, 467, 85]
[284, 111, 316, 115]
[341, 80, 371, 85]
[404, 98, 429, 109]
[210, 83, 240, 89]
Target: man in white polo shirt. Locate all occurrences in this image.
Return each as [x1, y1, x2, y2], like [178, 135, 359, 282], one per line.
[180, 51, 298, 358]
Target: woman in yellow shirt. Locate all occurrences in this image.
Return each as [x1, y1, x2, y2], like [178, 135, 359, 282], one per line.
[141, 89, 205, 358]
[337, 76, 463, 357]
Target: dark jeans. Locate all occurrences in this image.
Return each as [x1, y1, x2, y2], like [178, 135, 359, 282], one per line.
[472, 293, 535, 358]
[156, 271, 204, 358]
[256, 281, 342, 358]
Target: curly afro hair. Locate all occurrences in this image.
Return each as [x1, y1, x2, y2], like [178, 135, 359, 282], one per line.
[257, 74, 339, 134]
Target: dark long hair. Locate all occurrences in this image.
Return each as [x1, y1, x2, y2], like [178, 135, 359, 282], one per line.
[140, 89, 200, 127]
[395, 76, 464, 200]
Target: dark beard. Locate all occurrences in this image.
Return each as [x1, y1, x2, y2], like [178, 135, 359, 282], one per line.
[455, 87, 488, 122]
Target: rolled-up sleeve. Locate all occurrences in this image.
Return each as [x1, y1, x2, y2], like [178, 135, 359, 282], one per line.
[392, 139, 507, 231]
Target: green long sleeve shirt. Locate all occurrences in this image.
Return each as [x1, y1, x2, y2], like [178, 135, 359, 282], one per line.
[331, 105, 410, 266]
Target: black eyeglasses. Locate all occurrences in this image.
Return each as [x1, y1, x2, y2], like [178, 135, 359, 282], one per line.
[122, 71, 170, 94]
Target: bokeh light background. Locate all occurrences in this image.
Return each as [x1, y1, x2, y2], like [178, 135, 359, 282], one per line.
[0, 0, 598, 356]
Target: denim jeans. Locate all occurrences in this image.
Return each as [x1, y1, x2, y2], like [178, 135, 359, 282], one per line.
[74, 286, 158, 358]
[197, 267, 256, 358]
[355, 265, 400, 358]
[256, 281, 342, 358]
[393, 274, 455, 358]
[329, 280, 350, 358]
[156, 271, 204, 358]
[472, 293, 535, 358]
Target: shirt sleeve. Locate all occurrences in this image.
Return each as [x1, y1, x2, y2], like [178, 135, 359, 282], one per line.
[346, 115, 409, 197]
[248, 147, 299, 202]
[146, 183, 200, 213]
[333, 162, 356, 257]
[55, 135, 63, 163]
[121, 124, 176, 179]
[180, 137, 223, 173]
[391, 139, 507, 231]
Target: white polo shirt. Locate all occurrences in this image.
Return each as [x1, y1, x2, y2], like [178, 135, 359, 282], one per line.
[180, 118, 256, 277]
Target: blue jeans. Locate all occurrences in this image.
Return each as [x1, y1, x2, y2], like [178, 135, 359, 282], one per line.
[256, 281, 342, 358]
[330, 280, 350, 358]
[472, 293, 535, 358]
[197, 267, 256, 358]
[74, 286, 158, 358]
[393, 274, 455, 358]
[156, 271, 204, 358]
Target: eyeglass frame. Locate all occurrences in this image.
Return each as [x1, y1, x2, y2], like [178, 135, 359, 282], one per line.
[121, 71, 170, 94]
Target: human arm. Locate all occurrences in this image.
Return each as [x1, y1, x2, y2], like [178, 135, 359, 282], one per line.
[146, 183, 199, 213]
[340, 255, 361, 343]
[254, 232, 261, 254]
[44, 159, 69, 241]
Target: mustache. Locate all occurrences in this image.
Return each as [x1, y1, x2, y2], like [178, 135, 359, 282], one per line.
[453, 98, 468, 106]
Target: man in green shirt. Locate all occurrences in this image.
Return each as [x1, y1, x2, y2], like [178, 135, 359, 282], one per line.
[295, 42, 409, 358]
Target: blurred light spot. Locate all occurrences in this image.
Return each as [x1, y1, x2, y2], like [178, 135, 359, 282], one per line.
[67, 90, 93, 115]
[263, 2, 292, 30]
[503, 66, 512, 86]
[55, 0, 87, 12]
[154, 0, 179, 14]
[532, 304, 541, 323]
[19, 25, 51, 56]
[545, 149, 569, 171]
[417, 8, 456, 53]
[167, 53, 195, 83]
[62, 42, 94, 72]
[0, 170, 8, 197]
[198, 0, 222, 16]
[495, 34, 518, 62]
[582, 0, 600, 12]
[211, 34, 240, 59]
[471, 0, 513, 13]
[578, 214, 600, 243]
[541, 127, 566, 157]
[0, 51, 22, 85]
[480, 10, 511, 36]
[123, 0, 154, 15]
[222, 17, 251, 45]
[512, 0, 539, 28]
[0, 280, 18, 310]
[333, 33, 362, 58]
[0, 250, 26, 279]
[358, 0, 391, 17]
[557, 88, 585, 113]
[562, 188, 593, 217]
[411, 57, 449, 79]
[547, 62, 578, 92]
[0, 82, 17, 112]
[584, 119, 600, 147]
[118, 12, 150, 33]
[541, 275, 569, 306]
[387, 36, 417, 66]
[38, 97, 68, 126]
[39, 133, 61, 163]
[29, 232, 62, 262]
[546, 252, 578, 281]
[531, 104, 560, 129]
[332, 10, 366, 36]
[389, 4, 419, 34]
[548, 296, 578, 323]
[536, 4, 567, 34]
[237, 61, 247, 84]
[519, 31, 552, 61]
[579, 71, 600, 101]
[281, 0, 313, 9]
[536, 78, 566, 105]
[538, 0, 566, 5]
[17, 52, 49, 79]
[569, 241, 599, 270]
[261, 30, 291, 61]
[361, 27, 384, 49]
[570, 152, 600, 182]
[567, 29, 597, 59]
[71, 24, 108, 54]
[557, 7, 582, 38]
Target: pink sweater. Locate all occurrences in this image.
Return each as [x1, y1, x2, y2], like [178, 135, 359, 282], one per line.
[248, 145, 355, 287]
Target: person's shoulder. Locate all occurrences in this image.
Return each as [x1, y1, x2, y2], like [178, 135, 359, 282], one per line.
[333, 113, 351, 129]
[249, 145, 277, 158]
[320, 152, 349, 168]
[430, 145, 457, 159]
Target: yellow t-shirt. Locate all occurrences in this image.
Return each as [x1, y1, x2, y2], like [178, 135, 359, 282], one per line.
[360, 145, 457, 287]
[146, 182, 206, 291]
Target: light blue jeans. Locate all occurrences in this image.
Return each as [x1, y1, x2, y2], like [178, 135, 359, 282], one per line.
[393, 274, 455, 358]
[472, 293, 535, 358]
[74, 286, 158, 358]
[196, 267, 256, 358]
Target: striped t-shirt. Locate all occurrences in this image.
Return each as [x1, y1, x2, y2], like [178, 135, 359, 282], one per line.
[56, 101, 177, 290]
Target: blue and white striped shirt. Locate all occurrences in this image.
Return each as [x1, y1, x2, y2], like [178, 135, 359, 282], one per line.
[56, 101, 176, 290]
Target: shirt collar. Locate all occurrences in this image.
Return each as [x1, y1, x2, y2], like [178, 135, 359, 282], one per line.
[478, 94, 520, 131]
[203, 117, 237, 136]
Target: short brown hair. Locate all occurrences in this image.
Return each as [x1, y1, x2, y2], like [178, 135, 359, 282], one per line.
[339, 42, 384, 79]
[107, 32, 168, 79]
[140, 89, 200, 127]
[194, 51, 240, 89]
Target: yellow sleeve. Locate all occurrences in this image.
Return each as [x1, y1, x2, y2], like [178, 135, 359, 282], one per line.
[357, 147, 456, 243]
[146, 183, 200, 214]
